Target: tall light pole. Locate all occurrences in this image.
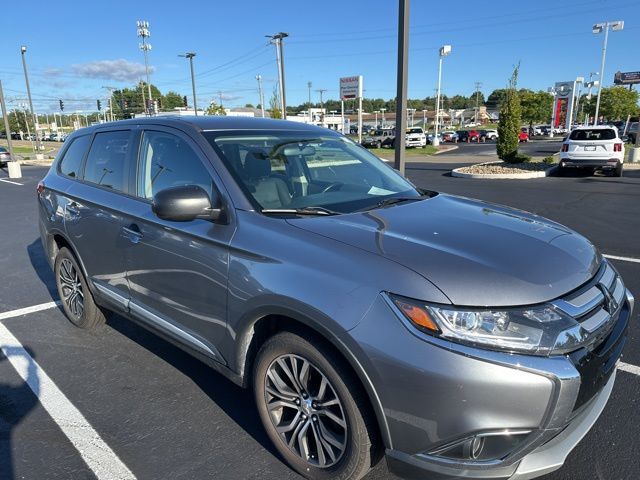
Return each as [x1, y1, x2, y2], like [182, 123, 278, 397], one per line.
[137, 20, 153, 114]
[592, 21, 624, 125]
[374, 110, 379, 127]
[582, 73, 599, 125]
[20, 46, 42, 151]
[268, 32, 289, 118]
[380, 107, 386, 128]
[179, 52, 198, 115]
[256, 75, 265, 118]
[474, 81, 482, 125]
[433, 45, 452, 147]
[102, 86, 117, 121]
[307, 81, 312, 123]
[394, 0, 410, 175]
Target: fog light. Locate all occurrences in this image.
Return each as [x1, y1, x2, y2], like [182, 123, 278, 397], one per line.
[428, 430, 531, 462]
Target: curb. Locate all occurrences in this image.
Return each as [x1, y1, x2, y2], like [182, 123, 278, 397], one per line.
[451, 161, 559, 179]
[434, 145, 458, 155]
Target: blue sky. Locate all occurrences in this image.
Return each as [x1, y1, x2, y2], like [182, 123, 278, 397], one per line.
[1, 0, 638, 113]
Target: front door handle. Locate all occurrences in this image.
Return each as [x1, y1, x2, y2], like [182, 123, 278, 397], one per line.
[122, 224, 143, 243]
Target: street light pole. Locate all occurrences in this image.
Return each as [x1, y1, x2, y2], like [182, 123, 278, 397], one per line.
[394, 0, 410, 175]
[0, 80, 16, 163]
[179, 52, 198, 115]
[20, 46, 42, 151]
[268, 32, 289, 119]
[137, 20, 154, 114]
[256, 75, 265, 118]
[380, 108, 386, 128]
[307, 81, 312, 123]
[433, 45, 452, 147]
[592, 21, 623, 125]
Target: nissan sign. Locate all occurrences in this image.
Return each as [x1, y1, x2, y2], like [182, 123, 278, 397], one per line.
[339, 76, 363, 100]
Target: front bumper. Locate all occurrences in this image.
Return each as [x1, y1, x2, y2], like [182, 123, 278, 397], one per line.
[406, 139, 426, 147]
[345, 288, 632, 480]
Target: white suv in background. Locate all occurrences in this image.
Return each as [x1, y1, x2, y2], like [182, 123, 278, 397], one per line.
[405, 127, 427, 148]
[559, 125, 625, 177]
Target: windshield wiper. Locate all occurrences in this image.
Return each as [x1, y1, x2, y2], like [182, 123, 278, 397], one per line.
[359, 196, 423, 212]
[261, 206, 340, 216]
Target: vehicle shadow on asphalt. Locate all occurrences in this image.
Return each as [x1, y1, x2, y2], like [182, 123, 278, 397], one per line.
[26, 239, 58, 300]
[0, 347, 39, 480]
[105, 314, 282, 460]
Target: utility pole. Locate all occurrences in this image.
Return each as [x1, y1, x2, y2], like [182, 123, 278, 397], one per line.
[256, 75, 265, 118]
[179, 52, 198, 115]
[268, 32, 289, 118]
[140, 80, 146, 116]
[474, 81, 482, 125]
[20, 46, 42, 152]
[137, 20, 154, 114]
[307, 81, 312, 123]
[218, 91, 224, 108]
[316, 88, 327, 125]
[394, 0, 409, 175]
[0, 80, 16, 162]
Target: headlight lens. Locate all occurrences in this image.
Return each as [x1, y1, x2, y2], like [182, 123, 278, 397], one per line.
[389, 294, 587, 355]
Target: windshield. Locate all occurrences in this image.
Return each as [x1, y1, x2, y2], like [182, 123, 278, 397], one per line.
[407, 128, 423, 134]
[569, 129, 616, 141]
[204, 130, 421, 214]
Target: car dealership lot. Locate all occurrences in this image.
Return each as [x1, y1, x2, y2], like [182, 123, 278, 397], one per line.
[1, 164, 639, 480]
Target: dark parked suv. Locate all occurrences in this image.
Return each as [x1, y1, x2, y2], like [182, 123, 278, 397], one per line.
[38, 117, 632, 480]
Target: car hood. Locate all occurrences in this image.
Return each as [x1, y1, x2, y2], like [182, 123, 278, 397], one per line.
[286, 194, 600, 307]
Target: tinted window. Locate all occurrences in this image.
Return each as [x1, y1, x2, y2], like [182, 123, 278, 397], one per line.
[138, 131, 212, 200]
[58, 135, 90, 178]
[407, 128, 423, 134]
[569, 129, 616, 141]
[83, 131, 131, 191]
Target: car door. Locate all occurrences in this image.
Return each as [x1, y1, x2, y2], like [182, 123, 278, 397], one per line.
[63, 129, 136, 313]
[121, 127, 234, 363]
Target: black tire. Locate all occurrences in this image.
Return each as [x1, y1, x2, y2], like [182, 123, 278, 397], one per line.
[54, 247, 108, 329]
[253, 331, 381, 480]
[613, 163, 623, 177]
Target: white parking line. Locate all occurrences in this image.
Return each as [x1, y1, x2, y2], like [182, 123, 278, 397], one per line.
[0, 178, 24, 186]
[0, 301, 60, 320]
[603, 254, 640, 264]
[0, 306, 136, 479]
[617, 362, 640, 376]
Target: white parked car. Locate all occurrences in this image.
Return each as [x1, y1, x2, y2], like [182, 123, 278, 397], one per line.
[559, 125, 624, 176]
[405, 127, 427, 148]
[484, 129, 498, 140]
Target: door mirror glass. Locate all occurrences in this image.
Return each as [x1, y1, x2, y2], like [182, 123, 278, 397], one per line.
[152, 185, 223, 222]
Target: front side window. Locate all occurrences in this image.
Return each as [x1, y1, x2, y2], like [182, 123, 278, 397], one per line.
[204, 130, 420, 213]
[137, 130, 212, 200]
[58, 135, 91, 178]
[83, 131, 131, 191]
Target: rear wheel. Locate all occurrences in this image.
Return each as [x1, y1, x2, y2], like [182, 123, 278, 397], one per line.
[613, 163, 623, 177]
[55, 247, 108, 329]
[254, 331, 381, 480]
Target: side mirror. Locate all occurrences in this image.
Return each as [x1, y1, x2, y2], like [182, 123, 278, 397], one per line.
[152, 185, 223, 222]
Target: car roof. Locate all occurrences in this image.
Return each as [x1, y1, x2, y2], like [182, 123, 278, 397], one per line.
[572, 125, 618, 131]
[72, 115, 335, 135]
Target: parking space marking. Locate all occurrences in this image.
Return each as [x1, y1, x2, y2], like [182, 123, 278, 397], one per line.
[0, 178, 24, 186]
[0, 301, 60, 321]
[618, 362, 640, 376]
[0, 321, 137, 480]
[603, 254, 640, 264]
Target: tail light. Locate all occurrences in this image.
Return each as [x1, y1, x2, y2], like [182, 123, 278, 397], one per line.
[613, 143, 622, 152]
[561, 144, 569, 152]
[36, 181, 45, 195]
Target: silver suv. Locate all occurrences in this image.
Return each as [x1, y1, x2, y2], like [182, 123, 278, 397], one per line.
[38, 117, 632, 480]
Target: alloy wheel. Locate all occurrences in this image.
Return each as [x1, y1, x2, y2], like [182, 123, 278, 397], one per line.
[264, 354, 347, 468]
[59, 258, 84, 318]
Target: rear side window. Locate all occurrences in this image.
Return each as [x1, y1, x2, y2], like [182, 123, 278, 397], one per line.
[83, 131, 131, 192]
[58, 135, 90, 178]
[137, 130, 212, 200]
[569, 129, 616, 141]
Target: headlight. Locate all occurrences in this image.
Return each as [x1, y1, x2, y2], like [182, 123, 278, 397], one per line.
[389, 294, 589, 355]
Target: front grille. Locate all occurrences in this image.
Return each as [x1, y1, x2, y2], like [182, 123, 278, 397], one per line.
[552, 261, 629, 411]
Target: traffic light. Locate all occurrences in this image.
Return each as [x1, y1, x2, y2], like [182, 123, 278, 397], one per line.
[157, 98, 162, 109]
[96, 100, 102, 111]
[183, 95, 188, 107]
[59, 99, 64, 111]
[123, 100, 129, 109]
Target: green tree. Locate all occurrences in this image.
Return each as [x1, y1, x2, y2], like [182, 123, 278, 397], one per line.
[269, 86, 282, 119]
[205, 101, 226, 116]
[163, 91, 185, 110]
[497, 65, 522, 163]
[597, 86, 639, 121]
[519, 89, 553, 124]
[486, 89, 508, 110]
[244, 103, 255, 108]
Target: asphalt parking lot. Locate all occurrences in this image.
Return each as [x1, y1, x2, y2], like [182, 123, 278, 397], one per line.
[1, 162, 639, 480]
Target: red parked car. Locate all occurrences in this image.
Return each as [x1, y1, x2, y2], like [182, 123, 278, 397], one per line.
[519, 130, 529, 142]
[468, 129, 481, 142]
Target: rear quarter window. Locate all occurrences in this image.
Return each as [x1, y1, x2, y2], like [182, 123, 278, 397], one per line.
[58, 135, 91, 178]
[83, 130, 132, 192]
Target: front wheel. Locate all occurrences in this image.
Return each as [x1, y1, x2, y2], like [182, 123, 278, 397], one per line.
[253, 332, 381, 480]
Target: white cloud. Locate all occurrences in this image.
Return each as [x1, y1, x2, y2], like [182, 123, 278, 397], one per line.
[72, 59, 154, 82]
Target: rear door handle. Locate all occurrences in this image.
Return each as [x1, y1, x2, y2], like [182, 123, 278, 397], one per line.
[122, 224, 143, 243]
[66, 201, 80, 216]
